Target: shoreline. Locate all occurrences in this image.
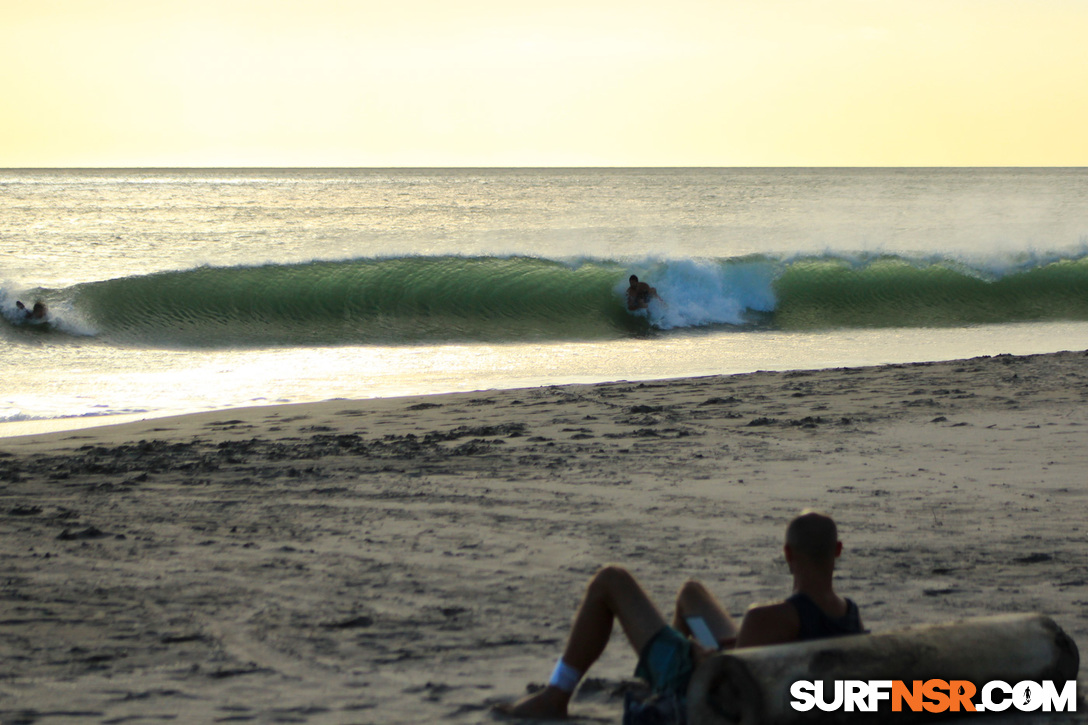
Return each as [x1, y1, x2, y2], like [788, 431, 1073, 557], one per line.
[2, 349, 1087, 723]
[0, 331, 1082, 443]
[8, 319, 1088, 444]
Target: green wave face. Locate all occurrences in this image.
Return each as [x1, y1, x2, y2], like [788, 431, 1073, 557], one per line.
[66, 256, 646, 346]
[8, 252, 1088, 348]
[773, 256, 1088, 329]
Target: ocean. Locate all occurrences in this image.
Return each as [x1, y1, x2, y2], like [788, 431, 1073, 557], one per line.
[3, 167, 1088, 436]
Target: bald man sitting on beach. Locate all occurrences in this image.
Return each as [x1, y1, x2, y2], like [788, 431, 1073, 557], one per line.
[496, 510, 863, 719]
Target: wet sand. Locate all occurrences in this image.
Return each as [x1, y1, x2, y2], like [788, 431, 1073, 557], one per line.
[1, 350, 1087, 723]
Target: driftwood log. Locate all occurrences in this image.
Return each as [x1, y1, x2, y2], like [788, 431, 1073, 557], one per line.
[687, 614, 1079, 724]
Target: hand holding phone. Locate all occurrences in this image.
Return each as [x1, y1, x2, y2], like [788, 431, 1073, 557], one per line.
[686, 616, 719, 650]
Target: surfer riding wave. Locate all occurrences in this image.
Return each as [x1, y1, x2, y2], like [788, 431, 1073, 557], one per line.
[16, 300, 48, 321]
[626, 275, 662, 311]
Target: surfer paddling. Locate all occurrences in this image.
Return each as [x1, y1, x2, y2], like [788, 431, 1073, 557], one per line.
[626, 275, 661, 311]
[495, 511, 863, 720]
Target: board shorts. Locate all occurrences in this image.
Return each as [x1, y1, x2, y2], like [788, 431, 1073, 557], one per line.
[634, 626, 695, 698]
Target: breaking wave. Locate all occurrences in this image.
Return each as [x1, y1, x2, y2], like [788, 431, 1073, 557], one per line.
[4, 252, 1088, 347]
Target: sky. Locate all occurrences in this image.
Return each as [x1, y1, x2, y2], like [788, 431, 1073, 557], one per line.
[2, 0, 1087, 167]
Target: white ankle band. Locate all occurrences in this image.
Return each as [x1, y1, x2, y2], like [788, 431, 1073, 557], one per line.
[548, 657, 583, 692]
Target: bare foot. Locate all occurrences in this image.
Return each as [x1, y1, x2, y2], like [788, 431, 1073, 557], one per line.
[493, 685, 571, 719]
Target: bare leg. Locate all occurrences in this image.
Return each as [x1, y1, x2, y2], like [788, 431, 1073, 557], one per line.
[496, 565, 668, 719]
[672, 580, 738, 648]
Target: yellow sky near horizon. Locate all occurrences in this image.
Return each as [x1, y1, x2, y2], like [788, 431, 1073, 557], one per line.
[2, 0, 1087, 167]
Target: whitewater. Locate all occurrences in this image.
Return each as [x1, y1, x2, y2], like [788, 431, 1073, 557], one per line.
[3, 168, 1088, 435]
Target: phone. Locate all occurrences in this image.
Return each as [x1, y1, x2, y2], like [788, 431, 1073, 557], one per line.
[686, 616, 719, 649]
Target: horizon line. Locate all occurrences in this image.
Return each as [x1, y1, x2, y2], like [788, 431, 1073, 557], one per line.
[4, 165, 1087, 172]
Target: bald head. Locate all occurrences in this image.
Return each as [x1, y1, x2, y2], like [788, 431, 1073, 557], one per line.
[785, 511, 839, 568]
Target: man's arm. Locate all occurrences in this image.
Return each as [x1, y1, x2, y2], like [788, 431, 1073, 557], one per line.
[734, 602, 800, 649]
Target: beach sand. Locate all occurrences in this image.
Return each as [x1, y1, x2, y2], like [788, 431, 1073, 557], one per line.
[1, 350, 1086, 724]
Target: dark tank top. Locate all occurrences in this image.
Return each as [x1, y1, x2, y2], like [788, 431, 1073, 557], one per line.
[787, 592, 864, 640]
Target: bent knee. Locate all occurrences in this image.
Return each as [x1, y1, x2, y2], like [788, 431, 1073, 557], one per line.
[593, 564, 633, 584]
[678, 578, 708, 597]
[588, 564, 637, 594]
[676, 579, 711, 606]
